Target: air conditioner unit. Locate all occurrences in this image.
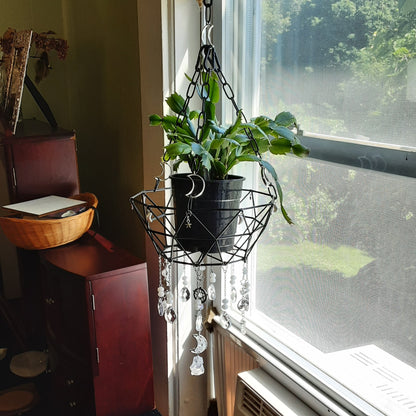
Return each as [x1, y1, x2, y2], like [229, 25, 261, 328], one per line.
[234, 368, 318, 416]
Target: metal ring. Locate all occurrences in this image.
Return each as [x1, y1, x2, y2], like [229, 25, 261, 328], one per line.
[185, 174, 206, 198]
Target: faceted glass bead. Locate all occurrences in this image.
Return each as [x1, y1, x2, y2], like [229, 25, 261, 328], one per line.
[237, 298, 249, 312]
[164, 306, 176, 323]
[180, 287, 190, 302]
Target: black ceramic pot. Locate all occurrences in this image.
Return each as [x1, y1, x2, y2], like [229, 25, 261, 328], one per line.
[170, 173, 245, 253]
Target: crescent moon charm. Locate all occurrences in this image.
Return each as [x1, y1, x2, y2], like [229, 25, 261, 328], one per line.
[191, 334, 208, 354]
[185, 174, 206, 199]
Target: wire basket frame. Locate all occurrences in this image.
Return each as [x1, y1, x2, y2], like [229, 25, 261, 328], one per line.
[130, 181, 276, 267]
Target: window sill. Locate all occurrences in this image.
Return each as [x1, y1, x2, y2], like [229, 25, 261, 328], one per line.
[213, 312, 386, 416]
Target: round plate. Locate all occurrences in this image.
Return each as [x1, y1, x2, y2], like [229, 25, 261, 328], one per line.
[9, 351, 48, 378]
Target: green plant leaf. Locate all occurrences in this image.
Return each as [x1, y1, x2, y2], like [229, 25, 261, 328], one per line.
[191, 142, 207, 155]
[235, 155, 293, 224]
[204, 101, 216, 122]
[252, 115, 273, 129]
[192, 142, 214, 171]
[209, 123, 226, 135]
[223, 112, 242, 137]
[165, 142, 192, 158]
[189, 110, 199, 120]
[292, 143, 310, 157]
[149, 114, 162, 125]
[208, 73, 220, 103]
[275, 111, 297, 127]
[166, 93, 188, 115]
[212, 160, 227, 178]
[233, 134, 251, 144]
[241, 123, 269, 141]
[270, 138, 292, 154]
[269, 124, 296, 143]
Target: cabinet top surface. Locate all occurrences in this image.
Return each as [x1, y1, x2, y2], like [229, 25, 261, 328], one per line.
[1, 119, 74, 142]
[40, 231, 145, 279]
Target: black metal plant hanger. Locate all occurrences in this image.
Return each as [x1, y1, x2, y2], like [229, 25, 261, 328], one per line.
[130, 0, 278, 268]
[129, 0, 281, 377]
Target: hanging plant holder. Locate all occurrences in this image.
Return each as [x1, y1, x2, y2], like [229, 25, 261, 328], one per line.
[130, 176, 276, 267]
[129, 0, 308, 377]
[129, 0, 285, 267]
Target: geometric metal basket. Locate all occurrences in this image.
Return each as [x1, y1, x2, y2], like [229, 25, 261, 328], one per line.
[130, 182, 276, 267]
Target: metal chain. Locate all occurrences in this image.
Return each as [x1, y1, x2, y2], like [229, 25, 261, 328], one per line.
[203, 0, 213, 25]
[165, 0, 277, 196]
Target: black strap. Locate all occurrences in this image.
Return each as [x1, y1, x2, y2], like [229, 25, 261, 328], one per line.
[24, 75, 58, 129]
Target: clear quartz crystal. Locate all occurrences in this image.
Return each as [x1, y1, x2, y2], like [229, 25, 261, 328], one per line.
[157, 298, 165, 316]
[230, 287, 237, 303]
[195, 312, 203, 332]
[190, 355, 204, 376]
[207, 283, 216, 300]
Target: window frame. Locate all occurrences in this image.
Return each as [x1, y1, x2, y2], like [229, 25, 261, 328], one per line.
[212, 1, 416, 415]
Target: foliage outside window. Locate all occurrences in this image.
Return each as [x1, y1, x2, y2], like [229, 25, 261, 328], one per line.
[221, 1, 416, 415]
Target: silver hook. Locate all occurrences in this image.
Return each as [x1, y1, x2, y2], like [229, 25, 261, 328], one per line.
[201, 24, 214, 47]
[153, 162, 171, 191]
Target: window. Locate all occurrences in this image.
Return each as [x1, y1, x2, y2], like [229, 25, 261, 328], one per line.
[218, 1, 416, 415]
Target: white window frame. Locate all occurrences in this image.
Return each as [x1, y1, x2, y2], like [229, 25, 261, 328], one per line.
[211, 1, 416, 415]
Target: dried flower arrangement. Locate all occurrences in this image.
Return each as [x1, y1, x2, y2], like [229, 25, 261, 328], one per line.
[0, 28, 69, 83]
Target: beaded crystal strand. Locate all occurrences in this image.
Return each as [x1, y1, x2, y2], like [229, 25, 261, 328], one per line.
[190, 266, 207, 375]
[237, 262, 249, 335]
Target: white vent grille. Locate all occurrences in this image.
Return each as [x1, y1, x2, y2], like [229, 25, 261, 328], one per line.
[241, 384, 283, 416]
[234, 368, 318, 416]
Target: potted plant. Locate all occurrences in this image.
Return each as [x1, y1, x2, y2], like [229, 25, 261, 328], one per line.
[149, 71, 309, 253]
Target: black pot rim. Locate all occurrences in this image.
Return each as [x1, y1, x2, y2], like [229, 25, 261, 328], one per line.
[169, 173, 245, 182]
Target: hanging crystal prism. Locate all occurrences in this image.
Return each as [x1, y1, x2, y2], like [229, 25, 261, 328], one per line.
[219, 265, 231, 329]
[195, 300, 204, 332]
[189, 265, 207, 376]
[207, 270, 216, 300]
[158, 257, 175, 324]
[165, 260, 176, 323]
[180, 274, 190, 302]
[190, 355, 205, 376]
[230, 273, 237, 303]
[238, 261, 249, 335]
[157, 255, 165, 317]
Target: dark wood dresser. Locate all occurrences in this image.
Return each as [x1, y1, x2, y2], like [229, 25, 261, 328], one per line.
[1, 119, 80, 203]
[39, 231, 155, 416]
